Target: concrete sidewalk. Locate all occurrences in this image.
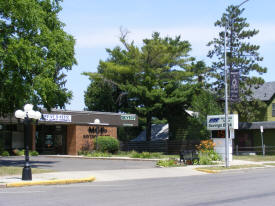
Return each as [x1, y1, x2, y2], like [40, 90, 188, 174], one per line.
[1, 158, 274, 188]
[0, 166, 204, 188]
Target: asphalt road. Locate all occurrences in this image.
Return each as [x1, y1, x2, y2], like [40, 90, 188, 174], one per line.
[1, 167, 275, 206]
[0, 156, 156, 171]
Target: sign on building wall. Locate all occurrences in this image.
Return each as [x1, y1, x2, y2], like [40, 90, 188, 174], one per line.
[207, 114, 238, 130]
[121, 114, 136, 121]
[40, 114, 72, 122]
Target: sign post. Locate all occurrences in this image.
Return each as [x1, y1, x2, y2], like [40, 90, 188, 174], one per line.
[207, 114, 238, 163]
[260, 126, 265, 156]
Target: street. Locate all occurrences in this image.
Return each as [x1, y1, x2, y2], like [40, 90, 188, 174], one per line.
[1, 167, 275, 206]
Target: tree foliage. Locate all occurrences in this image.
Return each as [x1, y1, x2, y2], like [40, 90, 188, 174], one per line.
[207, 5, 267, 122]
[0, 0, 76, 116]
[84, 32, 200, 141]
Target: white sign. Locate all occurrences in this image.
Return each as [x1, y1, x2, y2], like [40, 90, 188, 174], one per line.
[121, 114, 136, 121]
[213, 138, 233, 162]
[260, 126, 264, 133]
[40, 114, 72, 122]
[207, 114, 238, 130]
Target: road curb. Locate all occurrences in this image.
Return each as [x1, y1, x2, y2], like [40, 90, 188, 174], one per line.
[4, 176, 96, 188]
[194, 168, 221, 173]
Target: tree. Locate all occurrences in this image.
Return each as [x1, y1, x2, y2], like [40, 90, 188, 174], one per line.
[84, 79, 118, 112]
[84, 32, 198, 141]
[207, 5, 267, 122]
[0, 0, 76, 116]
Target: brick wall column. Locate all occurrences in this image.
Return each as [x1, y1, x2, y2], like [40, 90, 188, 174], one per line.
[67, 125, 76, 155]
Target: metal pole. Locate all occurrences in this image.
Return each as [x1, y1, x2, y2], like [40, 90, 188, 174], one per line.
[223, 0, 250, 168]
[22, 117, 32, 180]
[96, 126, 99, 151]
[224, 25, 229, 168]
[261, 131, 264, 156]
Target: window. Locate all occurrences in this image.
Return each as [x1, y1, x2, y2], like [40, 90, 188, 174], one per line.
[273, 103, 275, 117]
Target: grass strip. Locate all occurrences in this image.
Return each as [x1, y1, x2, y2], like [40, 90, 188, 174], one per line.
[263, 163, 275, 166]
[234, 155, 275, 162]
[196, 164, 264, 173]
[0, 166, 54, 176]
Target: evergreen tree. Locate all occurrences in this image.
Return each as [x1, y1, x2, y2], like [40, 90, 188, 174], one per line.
[84, 32, 198, 141]
[0, 0, 76, 115]
[207, 5, 267, 122]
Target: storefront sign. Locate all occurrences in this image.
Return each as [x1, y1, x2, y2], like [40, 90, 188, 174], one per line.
[121, 114, 136, 121]
[40, 114, 72, 122]
[207, 114, 238, 130]
[83, 126, 108, 139]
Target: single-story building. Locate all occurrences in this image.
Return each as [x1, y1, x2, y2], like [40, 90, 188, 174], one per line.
[0, 109, 138, 155]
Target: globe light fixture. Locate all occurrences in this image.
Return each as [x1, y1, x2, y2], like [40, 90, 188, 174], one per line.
[14, 104, 41, 181]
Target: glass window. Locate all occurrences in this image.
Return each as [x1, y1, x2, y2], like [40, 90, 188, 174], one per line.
[272, 103, 275, 117]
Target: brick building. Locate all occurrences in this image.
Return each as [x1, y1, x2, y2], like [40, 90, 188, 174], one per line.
[0, 110, 138, 155]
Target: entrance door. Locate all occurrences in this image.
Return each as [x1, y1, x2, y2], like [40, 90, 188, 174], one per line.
[36, 125, 67, 154]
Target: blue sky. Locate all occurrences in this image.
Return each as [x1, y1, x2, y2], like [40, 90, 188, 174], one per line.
[59, 0, 275, 110]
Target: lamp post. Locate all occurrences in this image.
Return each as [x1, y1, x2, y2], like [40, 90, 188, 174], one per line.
[224, 0, 249, 167]
[15, 104, 41, 180]
[94, 119, 100, 151]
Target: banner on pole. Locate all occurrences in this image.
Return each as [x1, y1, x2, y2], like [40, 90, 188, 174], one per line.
[230, 70, 239, 102]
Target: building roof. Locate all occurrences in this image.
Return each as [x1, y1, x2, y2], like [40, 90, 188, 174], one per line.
[239, 121, 275, 130]
[132, 124, 169, 141]
[0, 109, 138, 127]
[251, 81, 275, 101]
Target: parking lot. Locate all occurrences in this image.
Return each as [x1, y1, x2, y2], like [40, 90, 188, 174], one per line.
[0, 156, 156, 171]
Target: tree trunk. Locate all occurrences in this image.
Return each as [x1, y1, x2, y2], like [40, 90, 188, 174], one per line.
[146, 112, 152, 141]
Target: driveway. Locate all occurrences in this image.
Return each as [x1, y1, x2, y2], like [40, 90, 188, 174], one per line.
[0, 156, 156, 171]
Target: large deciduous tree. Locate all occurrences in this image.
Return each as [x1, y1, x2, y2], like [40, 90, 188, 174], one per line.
[0, 0, 76, 116]
[84, 32, 199, 141]
[207, 5, 267, 122]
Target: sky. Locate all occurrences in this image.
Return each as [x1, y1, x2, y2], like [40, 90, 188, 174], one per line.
[58, 0, 275, 111]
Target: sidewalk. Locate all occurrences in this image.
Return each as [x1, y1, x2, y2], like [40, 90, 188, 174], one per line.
[1, 158, 274, 188]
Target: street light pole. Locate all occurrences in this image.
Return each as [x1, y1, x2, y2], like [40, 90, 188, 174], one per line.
[94, 119, 100, 151]
[224, 0, 249, 168]
[224, 25, 229, 168]
[15, 104, 41, 180]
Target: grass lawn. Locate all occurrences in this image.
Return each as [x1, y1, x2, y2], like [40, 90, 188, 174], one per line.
[80, 151, 179, 159]
[197, 164, 265, 171]
[234, 155, 275, 162]
[0, 166, 54, 176]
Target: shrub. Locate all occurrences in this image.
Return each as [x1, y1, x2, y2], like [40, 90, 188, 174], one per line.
[87, 151, 111, 157]
[130, 151, 162, 159]
[1, 150, 9, 156]
[196, 140, 216, 152]
[194, 140, 221, 165]
[13, 149, 25, 156]
[156, 158, 182, 167]
[30, 150, 39, 156]
[81, 140, 93, 153]
[95, 136, 119, 153]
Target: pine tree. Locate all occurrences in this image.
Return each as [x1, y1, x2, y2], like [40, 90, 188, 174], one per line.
[207, 5, 267, 122]
[84, 32, 198, 141]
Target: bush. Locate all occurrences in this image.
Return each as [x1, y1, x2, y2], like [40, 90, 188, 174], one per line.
[194, 140, 222, 165]
[87, 151, 111, 157]
[156, 158, 182, 167]
[13, 149, 25, 156]
[30, 150, 39, 156]
[13, 149, 39, 156]
[95, 136, 119, 153]
[130, 151, 162, 159]
[1, 150, 9, 156]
